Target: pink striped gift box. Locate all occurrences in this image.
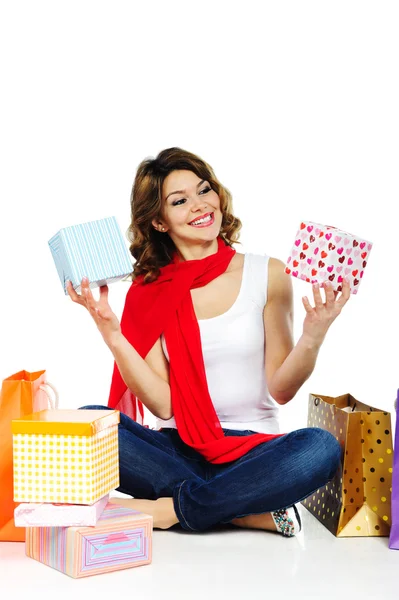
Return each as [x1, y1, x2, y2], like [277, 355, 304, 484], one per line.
[25, 502, 153, 578]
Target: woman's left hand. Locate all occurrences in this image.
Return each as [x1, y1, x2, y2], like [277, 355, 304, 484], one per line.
[301, 278, 351, 346]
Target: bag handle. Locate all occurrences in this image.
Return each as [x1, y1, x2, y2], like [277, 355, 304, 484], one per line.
[39, 381, 59, 409]
[313, 396, 338, 416]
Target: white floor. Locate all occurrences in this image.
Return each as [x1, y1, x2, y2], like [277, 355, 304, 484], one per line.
[1, 502, 397, 599]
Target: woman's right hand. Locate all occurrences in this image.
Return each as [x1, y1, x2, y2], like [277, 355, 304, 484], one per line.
[66, 277, 122, 344]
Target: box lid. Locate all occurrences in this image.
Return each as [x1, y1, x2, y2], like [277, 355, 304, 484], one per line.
[12, 409, 119, 436]
[71, 502, 153, 532]
[299, 220, 372, 245]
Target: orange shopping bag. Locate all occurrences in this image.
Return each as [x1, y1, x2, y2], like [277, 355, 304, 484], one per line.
[0, 370, 58, 541]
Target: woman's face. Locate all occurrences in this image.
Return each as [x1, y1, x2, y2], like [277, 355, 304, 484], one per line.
[155, 170, 223, 254]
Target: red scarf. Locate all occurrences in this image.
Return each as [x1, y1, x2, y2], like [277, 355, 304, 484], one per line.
[108, 235, 282, 463]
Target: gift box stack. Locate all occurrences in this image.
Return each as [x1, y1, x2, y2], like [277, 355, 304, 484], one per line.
[12, 409, 153, 578]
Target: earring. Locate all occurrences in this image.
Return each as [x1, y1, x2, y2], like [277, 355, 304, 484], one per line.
[161, 227, 165, 231]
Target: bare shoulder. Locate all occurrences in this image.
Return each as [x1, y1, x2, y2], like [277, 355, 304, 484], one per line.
[267, 257, 293, 304]
[228, 251, 245, 273]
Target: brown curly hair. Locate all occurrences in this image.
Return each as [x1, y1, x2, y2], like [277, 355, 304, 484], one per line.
[126, 147, 243, 284]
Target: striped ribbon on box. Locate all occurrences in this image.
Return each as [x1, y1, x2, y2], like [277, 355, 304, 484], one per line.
[48, 216, 133, 295]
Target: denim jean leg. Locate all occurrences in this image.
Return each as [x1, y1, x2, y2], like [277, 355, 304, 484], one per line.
[173, 427, 341, 531]
[79, 404, 207, 503]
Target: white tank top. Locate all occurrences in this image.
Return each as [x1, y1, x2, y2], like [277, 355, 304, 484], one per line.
[155, 252, 280, 434]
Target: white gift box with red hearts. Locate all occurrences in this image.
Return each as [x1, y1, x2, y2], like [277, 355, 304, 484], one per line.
[285, 221, 372, 294]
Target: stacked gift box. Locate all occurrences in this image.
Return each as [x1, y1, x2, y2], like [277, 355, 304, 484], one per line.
[12, 409, 153, 578]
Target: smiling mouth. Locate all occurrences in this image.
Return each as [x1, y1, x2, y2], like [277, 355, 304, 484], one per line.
[188, 213, 215, 227]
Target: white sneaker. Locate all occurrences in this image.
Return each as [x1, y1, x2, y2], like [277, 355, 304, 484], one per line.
[271, 505, 302, 537]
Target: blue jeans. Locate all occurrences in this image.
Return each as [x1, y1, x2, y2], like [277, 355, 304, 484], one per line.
[81, 405, 341, 532]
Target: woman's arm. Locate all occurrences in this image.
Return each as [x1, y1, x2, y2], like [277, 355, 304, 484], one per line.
[107, 334, 172, 420]
[66, 278, 172, 420]
[263, 258, 350, 405]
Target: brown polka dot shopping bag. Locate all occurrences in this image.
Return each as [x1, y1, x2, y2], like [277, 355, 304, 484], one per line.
[302, 393, 393, 537]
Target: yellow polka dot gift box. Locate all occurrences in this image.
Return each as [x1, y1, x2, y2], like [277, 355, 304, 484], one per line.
[302, 393, 393, 537]
[12, 410, 119, 505]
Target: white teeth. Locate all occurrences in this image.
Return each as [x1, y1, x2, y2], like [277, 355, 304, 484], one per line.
[190, 214, 212, 226]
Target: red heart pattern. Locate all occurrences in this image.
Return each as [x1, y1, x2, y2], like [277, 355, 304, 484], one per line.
[285, 221, 372, 295]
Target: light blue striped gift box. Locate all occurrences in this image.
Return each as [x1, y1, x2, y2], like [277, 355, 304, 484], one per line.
[48, 216, 133, 295]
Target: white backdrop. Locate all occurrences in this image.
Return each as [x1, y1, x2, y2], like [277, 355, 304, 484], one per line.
[1, 1, 398, 435]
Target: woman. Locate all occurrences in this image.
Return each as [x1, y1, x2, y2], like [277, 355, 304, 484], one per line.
[67, 147, 348, 536]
